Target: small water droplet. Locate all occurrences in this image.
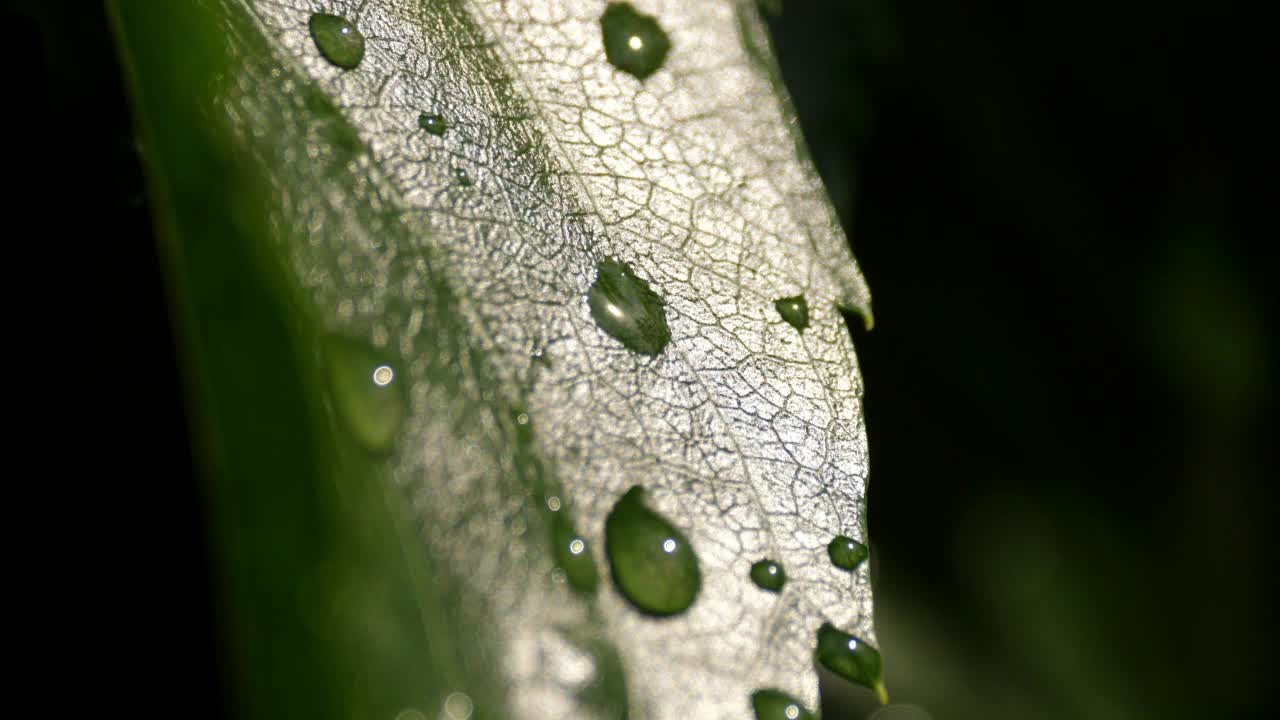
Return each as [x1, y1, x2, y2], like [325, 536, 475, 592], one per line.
[417, 112, 448, 136]
[750, 559, 787, 592]
[605, 486, 699, 615]
[600, 3, 671, 80]
[308, 13, 365, 70]
[443, 692, 474, 720]
[751, 689, 816, 720]
[322, 335, 405, 453]
[550, 511, 599, 594]
[815, 623, 887, 703]
[588, 258, 671, 356]
[516, 412, 530, 425]
[827, 535, 869, 571]
[452, 167, 472, 186]
[546, 495, 562, 512]
[774, 295, 810, 331]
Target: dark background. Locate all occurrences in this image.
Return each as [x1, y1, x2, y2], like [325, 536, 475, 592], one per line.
[14, 1, 1271, 717]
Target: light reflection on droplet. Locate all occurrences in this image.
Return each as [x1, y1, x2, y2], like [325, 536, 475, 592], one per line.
[372, 365, 394, 386]
[443, 692, 473, 720]
[395, 710, 427, 720]
[547, 495, 562, 511]
[569, 538, 586, 555]
[768, 566, 778, 575]
[848, 638, 859, 651]
[785, 705, 800, 720]
[628, 35, 643, 50]
[662, 538, 677, 553]
[517, 412, 529, 425]
[605, 302, 626, 319]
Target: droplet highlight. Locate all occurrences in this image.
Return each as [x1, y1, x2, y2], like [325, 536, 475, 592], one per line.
[605, 486, 699, 615]
[751, 689, 817, 720]
[322, 335, 405, 453]
[827, 535, 869, 571]
[774, 295, 810, 332]
[550, 510, 599, 594]
[308, 13, 365, 70]
[815, 623, 888, 703]
[600, 3, 671, 80]
[588, 258, 671, 356]
[418, 112, 448, 136]
[750, 559, 787, 592]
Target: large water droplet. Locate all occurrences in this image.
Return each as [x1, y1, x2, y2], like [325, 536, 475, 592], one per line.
[308, 13, 365, 70]
[815, 623, 887, 703]
[550, 510, 599, 594]
[418, 112, 448, 136]
[774, 295, 810, 332]
[600, 3, 671, 80]
[588, 258, 671, 356]
[751, 689, 817, 720]
[605, 486, 699, 615]
[828, 535, 868, 571]
[750, 559, 786, 592]
[322, 335, 405, 453]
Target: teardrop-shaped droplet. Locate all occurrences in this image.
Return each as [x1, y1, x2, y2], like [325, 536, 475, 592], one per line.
[308, 13, 365, 70]
[750, 559, 786, 592]
[322, 335, 405, 453]
[774, 295, 810, 332]
[550, 510, 599, 594]
[418, 112, 448, 136]
[600, 3, 671, 80]
[751, 689, 817, 720]
[827, 535, 869, 571]
[452, 168, 472, 187]
[605, 486, 699, 615]
[815, 623, 888, 703]
[588, 258, 671, 356]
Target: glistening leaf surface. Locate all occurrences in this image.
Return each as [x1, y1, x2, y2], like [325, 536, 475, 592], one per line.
[118, 1, 875, 718]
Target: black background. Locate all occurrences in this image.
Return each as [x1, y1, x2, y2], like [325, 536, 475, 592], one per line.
[12, 1, 1270, 717]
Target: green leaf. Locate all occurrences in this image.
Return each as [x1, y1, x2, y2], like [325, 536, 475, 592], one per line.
[111, 1, 876, 718]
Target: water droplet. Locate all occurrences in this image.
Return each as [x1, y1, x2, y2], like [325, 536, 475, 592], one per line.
[418, 112, 448, 136]
[546, 495, 562, 512]
[750, 559, 787, 592]
[452, 168, 472, 187]
[815, 623, 887, 703]
[605, 486, 699, 615]
[443, 692, 474, 720]
[600, 3, 671, 80]
[751, 689, 816, 720]
[308, 13, 365, 70]
[588, 258, 671, 356]
[322, 335, 404, 453]
[550, 511, 599, 594]
[827, 535, 869, 571]
[774, 295, 810, 331]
